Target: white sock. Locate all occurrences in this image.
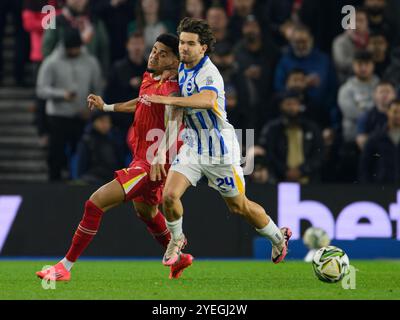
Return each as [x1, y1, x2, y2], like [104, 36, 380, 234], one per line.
[60, 257, 74, 271]
[256, 220, 283, 246]
[166, 217, 183, 240]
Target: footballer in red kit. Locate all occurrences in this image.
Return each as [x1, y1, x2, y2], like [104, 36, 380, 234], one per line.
[115, 71, 182, 206]
[36, 34, 192, 282]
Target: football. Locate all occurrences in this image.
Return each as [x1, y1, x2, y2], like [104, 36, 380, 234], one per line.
[312, 246, 350, 283]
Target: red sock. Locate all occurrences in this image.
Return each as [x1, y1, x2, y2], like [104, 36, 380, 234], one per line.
[139, 211, 171, 248]
[65, 200, 104, 262]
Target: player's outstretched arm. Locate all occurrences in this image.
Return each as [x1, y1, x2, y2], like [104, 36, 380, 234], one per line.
[144, 90, 217, 110]
[150, 102, 184, 181]
[87, 94, 138, 113]
[113, 98, 138, 112]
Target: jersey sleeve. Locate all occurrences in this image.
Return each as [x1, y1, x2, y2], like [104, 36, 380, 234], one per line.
[194, 66, 224, 97]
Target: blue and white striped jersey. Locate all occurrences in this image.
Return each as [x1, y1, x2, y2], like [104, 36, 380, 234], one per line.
[178, 56, 241, 164]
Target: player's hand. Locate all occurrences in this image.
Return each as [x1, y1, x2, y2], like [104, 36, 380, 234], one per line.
[143, 94, 169, 105]
[87, 94, 104, 111]
[150, 153, 167, 181]
[150, 163, 167, 181]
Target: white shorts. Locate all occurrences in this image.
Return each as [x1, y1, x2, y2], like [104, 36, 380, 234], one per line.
[170, 145, 245, 198]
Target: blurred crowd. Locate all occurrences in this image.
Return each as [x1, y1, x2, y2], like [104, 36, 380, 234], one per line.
[1, 0, 400, 184]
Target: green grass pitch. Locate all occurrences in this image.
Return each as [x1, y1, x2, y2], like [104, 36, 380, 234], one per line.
[0, 260, 399, 300]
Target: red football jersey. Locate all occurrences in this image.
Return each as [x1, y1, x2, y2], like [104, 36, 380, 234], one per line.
[127, 72, 181, 164]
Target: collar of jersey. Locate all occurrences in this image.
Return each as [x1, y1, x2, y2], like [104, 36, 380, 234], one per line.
[183, 55, 208, 73]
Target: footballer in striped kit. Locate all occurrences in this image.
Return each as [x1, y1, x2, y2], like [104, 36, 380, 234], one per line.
[145, 17, 292, 267]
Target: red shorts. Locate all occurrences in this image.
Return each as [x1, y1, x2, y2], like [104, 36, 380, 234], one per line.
[114, 159, 164, 206]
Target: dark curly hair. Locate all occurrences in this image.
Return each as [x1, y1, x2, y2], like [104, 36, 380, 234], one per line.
[177, 17, 216, 54]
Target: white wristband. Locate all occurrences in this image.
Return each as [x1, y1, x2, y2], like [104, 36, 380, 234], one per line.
[103, 103, 115, 112]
